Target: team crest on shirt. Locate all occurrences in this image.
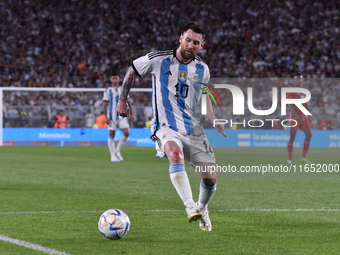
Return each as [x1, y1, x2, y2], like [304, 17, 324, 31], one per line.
[179, 71, 187, 81]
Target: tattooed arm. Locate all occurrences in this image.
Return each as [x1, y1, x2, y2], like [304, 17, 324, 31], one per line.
[117, 66, 137, 117]
[119, 66, 136, 101]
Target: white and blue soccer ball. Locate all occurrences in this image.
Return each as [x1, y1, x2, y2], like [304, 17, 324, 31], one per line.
[98, 209, 130, 240]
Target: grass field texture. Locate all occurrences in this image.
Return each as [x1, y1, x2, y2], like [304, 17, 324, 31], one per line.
[0, 146, 339, 255]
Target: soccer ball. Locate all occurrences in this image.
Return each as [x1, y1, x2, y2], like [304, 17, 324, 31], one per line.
[98, 209, 130, 240]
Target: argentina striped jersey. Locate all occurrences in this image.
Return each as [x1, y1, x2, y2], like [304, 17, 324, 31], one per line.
[132, 49, 210, 136]
[103, 86, 122, 121]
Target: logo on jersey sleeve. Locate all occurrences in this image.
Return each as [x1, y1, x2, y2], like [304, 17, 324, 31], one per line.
[179, 71, 187, 81]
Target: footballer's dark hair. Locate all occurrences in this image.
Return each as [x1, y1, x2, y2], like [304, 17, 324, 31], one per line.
[181, 21, 206, 40]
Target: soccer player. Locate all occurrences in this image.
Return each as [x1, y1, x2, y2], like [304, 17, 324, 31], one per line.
[287, 74, 312, 164]
[103, 75, 135, 162]
[117, 21, 226, 231]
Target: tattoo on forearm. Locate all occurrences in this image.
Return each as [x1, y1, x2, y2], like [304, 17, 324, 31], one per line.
[120, 66, 136, 101]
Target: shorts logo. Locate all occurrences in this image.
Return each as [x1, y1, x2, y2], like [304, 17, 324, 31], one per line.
[179, 71, 187, 81]
[162, 135, 166, 140]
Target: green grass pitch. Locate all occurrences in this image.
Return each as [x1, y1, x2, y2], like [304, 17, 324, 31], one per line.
[0, 146, 339, 254]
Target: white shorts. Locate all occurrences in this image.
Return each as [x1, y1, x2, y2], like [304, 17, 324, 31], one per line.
[108, 118, 129, 131]
[151, 127, 215, 164]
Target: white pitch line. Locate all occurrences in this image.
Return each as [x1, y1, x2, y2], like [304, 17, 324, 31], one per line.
[1, 208, 340, 214]
[0, 235, 72, 255]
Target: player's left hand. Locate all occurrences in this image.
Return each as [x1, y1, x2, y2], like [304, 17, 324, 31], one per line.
[117, 100, 130, 117]
[215, 124, 227, 137]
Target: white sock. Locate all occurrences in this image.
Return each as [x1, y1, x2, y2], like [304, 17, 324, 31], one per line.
[198, 180, 216, 212]
[169, 164, 195, 207]
[108, 137, 115, 157]
[116, 135, 127, 152]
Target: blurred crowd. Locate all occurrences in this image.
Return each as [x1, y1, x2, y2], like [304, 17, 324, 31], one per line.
[1, 0, 340, 128]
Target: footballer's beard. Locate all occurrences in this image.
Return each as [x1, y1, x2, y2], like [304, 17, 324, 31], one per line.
[180, 47, 195, 61]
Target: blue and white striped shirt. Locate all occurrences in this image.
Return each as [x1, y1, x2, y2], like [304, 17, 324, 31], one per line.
[133, 49, 210, 136]
[103, 86, 122, 121]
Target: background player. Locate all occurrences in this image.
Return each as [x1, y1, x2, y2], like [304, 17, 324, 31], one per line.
[103, 75, 135, 162]
[117, 21, 226, 231]
[287, 74, 312, 164]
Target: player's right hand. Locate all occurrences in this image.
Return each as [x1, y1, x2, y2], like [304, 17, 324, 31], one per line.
[117, 100, 130, 117]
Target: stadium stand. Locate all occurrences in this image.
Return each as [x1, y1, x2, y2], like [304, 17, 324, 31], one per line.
[1, 0, 340, 128]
